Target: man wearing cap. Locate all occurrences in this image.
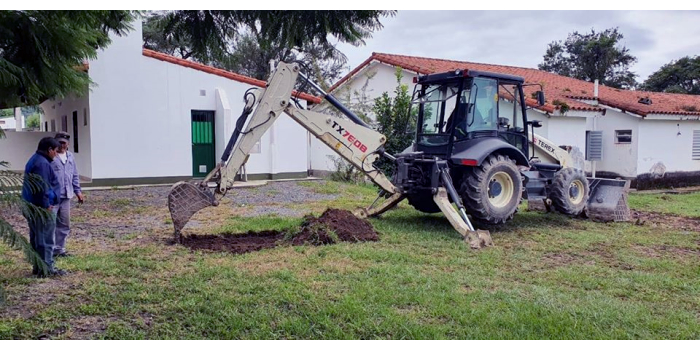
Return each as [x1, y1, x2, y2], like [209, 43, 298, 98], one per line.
[22, 137, 64, 277]
[51, 131, 85, 257]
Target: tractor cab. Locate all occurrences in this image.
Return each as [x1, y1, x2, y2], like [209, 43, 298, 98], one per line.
[410, 69, 539, 164]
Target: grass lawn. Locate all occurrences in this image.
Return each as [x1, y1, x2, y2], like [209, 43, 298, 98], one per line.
[1, 181, 699, 339]
[628, 191, 700, 218]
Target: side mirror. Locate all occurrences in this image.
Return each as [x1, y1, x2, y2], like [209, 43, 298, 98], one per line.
[535, 91, 545, 106]
[529, 120, 543, 128]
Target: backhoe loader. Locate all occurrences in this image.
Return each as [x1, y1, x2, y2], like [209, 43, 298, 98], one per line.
[167, 62, 629, 248]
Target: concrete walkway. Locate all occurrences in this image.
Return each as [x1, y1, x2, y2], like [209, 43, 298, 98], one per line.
[632, 186, 700, 195]
[81, 177, 324, 192]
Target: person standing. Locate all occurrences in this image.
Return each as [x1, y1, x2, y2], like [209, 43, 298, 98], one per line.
[21, 137, 64, 277]
[51, 131, 84, 257]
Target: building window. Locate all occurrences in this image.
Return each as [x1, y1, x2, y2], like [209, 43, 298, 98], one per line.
[72, 111, 79, 153]
[50, 120, 56, 132]
[83, 108, 88, 126]
[615, 130, 632, 144]
[61, 115, 68, 132]
[44, 121, 48, 131]
[693, 130, 700, 160]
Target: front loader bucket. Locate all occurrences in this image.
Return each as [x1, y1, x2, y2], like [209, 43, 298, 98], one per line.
[586, 178, 631, 222]
[168, 181, 219, 241]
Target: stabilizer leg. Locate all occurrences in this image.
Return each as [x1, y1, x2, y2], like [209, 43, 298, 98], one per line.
[432, 188, 493, 249]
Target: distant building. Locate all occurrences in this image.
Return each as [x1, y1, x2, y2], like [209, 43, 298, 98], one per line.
[311, 52, 700, 183]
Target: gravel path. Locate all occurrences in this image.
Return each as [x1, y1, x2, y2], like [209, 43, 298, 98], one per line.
[1, 180, 339, 240]
[228, 181, 339, 217]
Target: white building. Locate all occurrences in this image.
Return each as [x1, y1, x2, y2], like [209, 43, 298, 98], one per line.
[0, 117, 16, 131]
[311, 53, 700, 185]
[0, 20, 320, 186]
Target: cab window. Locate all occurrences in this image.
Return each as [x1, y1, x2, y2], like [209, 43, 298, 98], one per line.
[467, 78, 498, 132]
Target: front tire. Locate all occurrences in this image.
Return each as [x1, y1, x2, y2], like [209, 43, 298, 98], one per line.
[549, 167, 589, 216]
[460, 154, 523, 225]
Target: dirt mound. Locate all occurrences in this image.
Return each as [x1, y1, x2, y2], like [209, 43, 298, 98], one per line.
[181, 209, 379, 254]
[291, 209, 379, 245]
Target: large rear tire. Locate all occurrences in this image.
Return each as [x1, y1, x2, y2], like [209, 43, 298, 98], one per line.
[549, 167, 589, 216]
[460, 154, 523, 225]
[407, 191, 441, 213]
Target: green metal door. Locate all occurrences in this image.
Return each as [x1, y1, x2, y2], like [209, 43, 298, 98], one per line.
[191, 111, 216, 178]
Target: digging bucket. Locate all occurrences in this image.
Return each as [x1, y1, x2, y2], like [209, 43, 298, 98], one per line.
[586, 178, 631, 222]
[167, 181, 219, 241]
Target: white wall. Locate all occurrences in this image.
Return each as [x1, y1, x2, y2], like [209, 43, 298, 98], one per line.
[86, 20, 308, 180]
[40, 93, 92, 178]
[585, 110, 639, 177]
[637, 119, 700, 174]
[0, 130, 55, 171]
[311, 63, 416, 172]
[0, 117, 16, 130]
[324, 62, 416, 117]
[546, 116, 587, 151]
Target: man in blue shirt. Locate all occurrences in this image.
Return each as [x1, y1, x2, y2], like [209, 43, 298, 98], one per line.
[51, 132, 84, 257]
[21, 137, 64, 277]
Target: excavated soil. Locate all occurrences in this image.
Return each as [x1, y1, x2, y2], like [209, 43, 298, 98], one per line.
[181, 209, 379, 254]
[180, 230, 285, 254]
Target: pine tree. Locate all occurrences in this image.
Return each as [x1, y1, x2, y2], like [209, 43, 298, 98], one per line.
[0, 11, 136, 108]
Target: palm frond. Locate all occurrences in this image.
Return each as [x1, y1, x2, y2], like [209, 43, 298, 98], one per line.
[0, 218, 48, 275]
[0, 170, 47, 197]
[0, 154, 50, 275]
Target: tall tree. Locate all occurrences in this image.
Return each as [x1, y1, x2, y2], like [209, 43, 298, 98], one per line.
[373, 68, 416, 176]
[641, 56, 700, 95]
[0, 11, 136, 108]
[538, 28, 638, 89]
[143, 11, 395, 85]
[143, 11, 196, 60]
[218, 31, 347, 89]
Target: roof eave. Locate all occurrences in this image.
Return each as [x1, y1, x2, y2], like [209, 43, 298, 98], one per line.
[142, 49, 322, 104]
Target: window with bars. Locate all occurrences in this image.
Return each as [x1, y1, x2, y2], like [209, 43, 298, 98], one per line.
[693, 130, 700, 160]
[615, 130, 632, 144]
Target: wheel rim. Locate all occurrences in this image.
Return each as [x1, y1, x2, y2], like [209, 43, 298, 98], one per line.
[488, 171, 514, 208]
[569, 180, 585, 205]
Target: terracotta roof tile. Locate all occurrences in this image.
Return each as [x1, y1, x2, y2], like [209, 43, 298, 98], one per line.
[142, 49, 322, 104]
[332, 52, 700, 117]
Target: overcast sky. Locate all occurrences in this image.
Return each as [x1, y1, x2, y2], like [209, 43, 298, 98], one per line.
[334, 10, 700, 84]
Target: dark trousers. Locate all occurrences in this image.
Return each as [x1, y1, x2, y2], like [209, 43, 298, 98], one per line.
[24, 209, 56, 273]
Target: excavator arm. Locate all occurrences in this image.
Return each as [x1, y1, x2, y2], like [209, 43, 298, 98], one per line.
[167, 62, 406, 240]
[212, 63, 398, 195]
[528, 131, 579, 168]
[167, 62, 489, 247]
